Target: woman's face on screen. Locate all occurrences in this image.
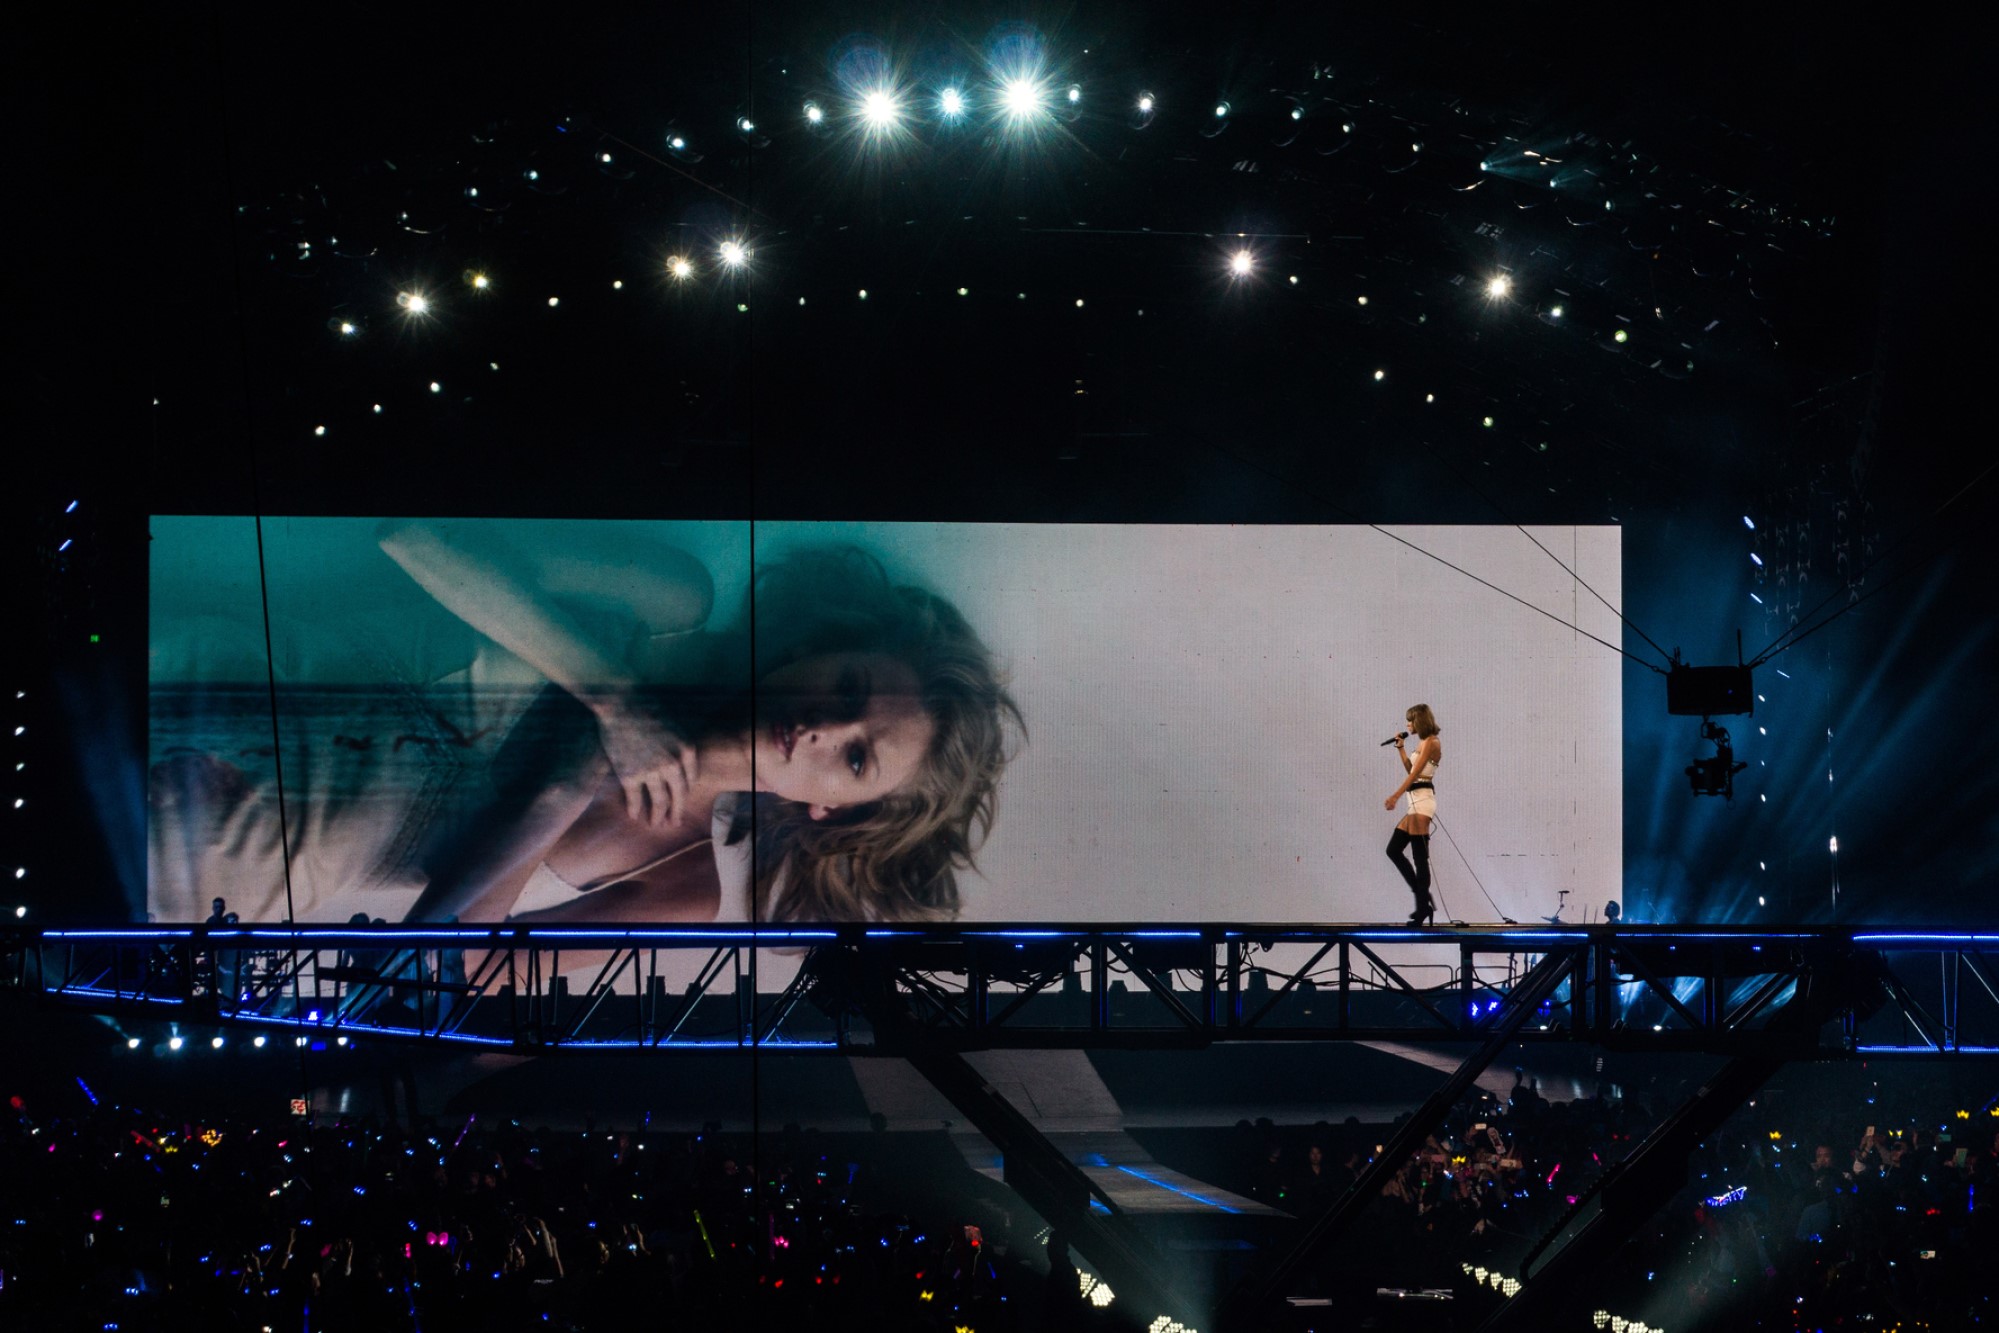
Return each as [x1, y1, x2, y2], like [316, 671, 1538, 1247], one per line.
[752, 651, 936, 818]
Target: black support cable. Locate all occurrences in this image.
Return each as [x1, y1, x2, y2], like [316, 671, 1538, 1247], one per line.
[1442, 454, 1676, 668]
[1202, 438, 1668, 672]
[207, 3, 306, 1099]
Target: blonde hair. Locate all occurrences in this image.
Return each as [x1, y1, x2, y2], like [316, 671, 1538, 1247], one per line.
[1406, 704, 1441, 739]
[732, 548, 1024, 923]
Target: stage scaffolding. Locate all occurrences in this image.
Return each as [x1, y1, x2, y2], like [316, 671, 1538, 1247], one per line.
[6, 923, 1997, 1055]
[8, 922, 1995, 1332]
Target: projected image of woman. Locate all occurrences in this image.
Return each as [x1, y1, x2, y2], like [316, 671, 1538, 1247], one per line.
[149, 525, 1020, 927]
[385, 531, 1023, 926]
[1383, 704, 1442, 926]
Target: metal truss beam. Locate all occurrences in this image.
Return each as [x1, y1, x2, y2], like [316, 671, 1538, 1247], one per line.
[5, 924, 1996, 1055]
[1219, 945, 1581, 1332]
[904, 1049, 1201, 1330]
[1477, 1053, 1781, 1333]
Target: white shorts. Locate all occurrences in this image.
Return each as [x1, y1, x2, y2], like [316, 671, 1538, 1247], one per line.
[1405, 786, 1436, 820]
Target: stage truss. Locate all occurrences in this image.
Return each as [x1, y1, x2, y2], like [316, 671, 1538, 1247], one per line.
[6, 923, 1996, 1057]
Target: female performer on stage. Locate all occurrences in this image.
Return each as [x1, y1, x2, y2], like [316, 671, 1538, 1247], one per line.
[1384, 704, 1443, 925]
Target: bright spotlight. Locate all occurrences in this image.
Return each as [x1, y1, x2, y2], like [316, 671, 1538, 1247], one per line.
[1487, 275, 1511, 298]
[803, 100, 824, 125]
[1065, 84, 1082, 104]
[861, 89, 901, 131]
[211, 1036, 225, 1049]
[396, 291, 429, 315]
[736, 116, 755, 133]
[1290, 106, 1303, 121]
[1001, 77, 1047, 122]
[253, 1035, 267, 1048]
[1550, 304, 1564, 318]
[168, 1036, 184, 1051]
[126, 1037, 140, 1049]
[939, 87, 966, 117]
[1228, 249, 1254, 277]
[718, 240, 748, 268]
[1136, 92, 1155, 113]
[1213, 101, 1231, 118]
[667, 256, 693, 280]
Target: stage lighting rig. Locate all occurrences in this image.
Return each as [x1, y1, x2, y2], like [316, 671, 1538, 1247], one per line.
[1685, 720, 1747, 800]
[1667, 644, 1752, 799]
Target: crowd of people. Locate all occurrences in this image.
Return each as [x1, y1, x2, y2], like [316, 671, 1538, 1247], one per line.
[6, 1064, 1994, 1331]
[1225, 1072, 1999, 1328]
[0, 1096, 1103, 1332]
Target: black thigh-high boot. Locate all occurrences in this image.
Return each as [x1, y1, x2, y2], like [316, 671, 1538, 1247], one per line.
[1386, 828, 1421, 900]
[1410, 834, 1433, 922]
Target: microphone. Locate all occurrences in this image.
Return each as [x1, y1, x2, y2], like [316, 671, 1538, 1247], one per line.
[1380, 731, 1408, 747]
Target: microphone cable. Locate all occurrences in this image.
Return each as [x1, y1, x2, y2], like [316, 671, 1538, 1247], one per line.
[1429, 813, 1514, 924]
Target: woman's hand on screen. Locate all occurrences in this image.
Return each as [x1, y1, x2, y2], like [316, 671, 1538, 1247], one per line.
[593, 704, 696, 827]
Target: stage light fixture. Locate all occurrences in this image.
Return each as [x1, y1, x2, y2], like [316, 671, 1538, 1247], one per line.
[1488, 275, 1511, 297]
[1614, 328, 1629, 343]
[939, 87, 966, 117]
[1066, 83, 1082, 104]
[396, 291, 429, 314]
[803, 100, 824, 125]
[1001, 77, 1047, 122]
[1229, 249, 1254, 277]
[668, 134, 687, 151]
[667, 256, 693, 280]
[211, 1036, 224, 1049]
[736, 116, 755, 133]
[718, 240, 748, 268]
[1136, 92, 1155, 113]
[13, 904, 23, 917]
[253, 1035, 267, 1048]
[861, 89, 901, 131]
[1373, 369, 1386, 381]
[1290, 106, 1303, 121]
[1550, 305, 1564, 318]
[168, 1036, 184, 1051]
[336, 1035, 350, 1047]
[1213, 100, 1231, 118]
[126, 1037, 140, 1049]
[336, 320, 358, 336]
[1743, 515, 1756, 530]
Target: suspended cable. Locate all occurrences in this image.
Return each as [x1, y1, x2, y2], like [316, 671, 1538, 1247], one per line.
[1443, 457, 1676, 667]
[1200, 439, 1667, 672]
[208, 2, 308, 1101]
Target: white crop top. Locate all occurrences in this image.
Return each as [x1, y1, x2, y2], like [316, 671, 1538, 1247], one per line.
[1408, 742, 1439, 784]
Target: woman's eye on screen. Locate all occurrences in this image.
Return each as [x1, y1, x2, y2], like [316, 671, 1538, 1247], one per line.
[846, 742, 868, 777]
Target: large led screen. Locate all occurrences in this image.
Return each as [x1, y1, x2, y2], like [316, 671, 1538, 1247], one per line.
[149, 519, 1620, 925]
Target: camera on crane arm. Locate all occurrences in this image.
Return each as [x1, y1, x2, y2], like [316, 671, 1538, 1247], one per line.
[1667, 634, 1752, 800]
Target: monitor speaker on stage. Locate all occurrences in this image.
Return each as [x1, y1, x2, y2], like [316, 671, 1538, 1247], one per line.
[1666, 664, 1753, 717]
